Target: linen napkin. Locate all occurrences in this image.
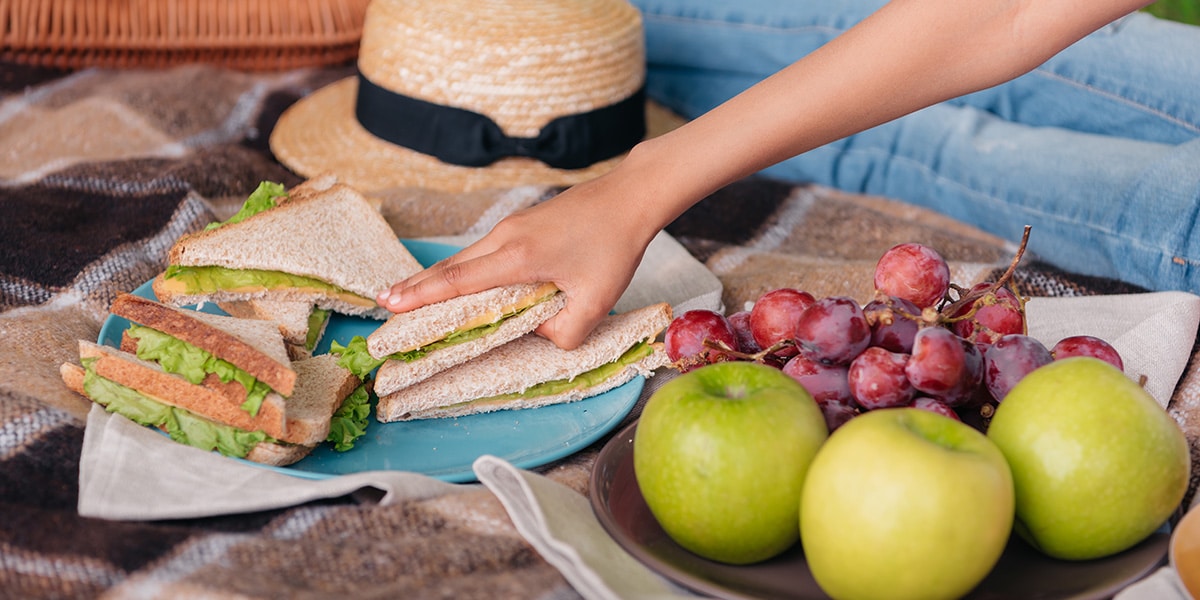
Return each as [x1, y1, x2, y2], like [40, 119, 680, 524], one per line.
[474, 455, 692, 600]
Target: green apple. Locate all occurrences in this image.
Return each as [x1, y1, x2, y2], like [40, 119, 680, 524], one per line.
[987, 356, 1190, 560]
[800, 408, 1014, 600]
[634, 361, 828, 565]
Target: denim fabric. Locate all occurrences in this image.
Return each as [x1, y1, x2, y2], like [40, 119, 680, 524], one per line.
[632, 0, 1200, 293]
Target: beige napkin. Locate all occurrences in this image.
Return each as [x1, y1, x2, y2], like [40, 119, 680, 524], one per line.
[474, 455, 693, 600]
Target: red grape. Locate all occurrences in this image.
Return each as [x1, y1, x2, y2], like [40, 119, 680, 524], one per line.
[864, 296, 922, 354]
[904, 326, 983, 406]
[873, 243, 950, 309]
[664, 309, 738, 372]
[983, 334, 1053, 402]
[848, 346, 915, 410]
[727, 310, 760, 354]
[782, 353, 853, 406]
[819, 401, 860, 433]
[1052, 335, 1124, 371]
[749, 288, 816, 356]
[910, 396, 961, 421]
[794, 296, 872, 366]
[948, 283, 1025, 347]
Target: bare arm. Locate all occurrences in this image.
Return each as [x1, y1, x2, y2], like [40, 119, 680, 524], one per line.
[379, 0, 1152, 348]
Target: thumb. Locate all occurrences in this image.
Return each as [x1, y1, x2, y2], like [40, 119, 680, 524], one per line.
[534, 300, 608, 350]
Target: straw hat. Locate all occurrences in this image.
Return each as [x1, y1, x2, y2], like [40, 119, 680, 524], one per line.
[270, 0, 647, 194]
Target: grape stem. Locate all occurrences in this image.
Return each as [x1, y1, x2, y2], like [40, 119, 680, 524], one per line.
[938, 225, 1032, 325]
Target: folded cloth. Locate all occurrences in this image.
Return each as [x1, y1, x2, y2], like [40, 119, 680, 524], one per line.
[474, 455, 692, 600]
[1024, 290, 1200, 407]
[78, 404, 469, 520]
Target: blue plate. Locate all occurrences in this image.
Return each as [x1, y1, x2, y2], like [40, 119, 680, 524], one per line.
[96, 239, 643, 483]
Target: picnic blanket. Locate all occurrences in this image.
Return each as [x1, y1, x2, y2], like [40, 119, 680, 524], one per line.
[2, 61, 1198, 599]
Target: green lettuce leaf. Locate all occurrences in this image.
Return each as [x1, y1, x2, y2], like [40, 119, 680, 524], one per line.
[330, 336, 385, 381]
[82, 357, 273, 458]
[205, 181, 288, 231]
[127, 324, 273, 416]
[306, 307, 331, 351]
[326, 384, 371, 452]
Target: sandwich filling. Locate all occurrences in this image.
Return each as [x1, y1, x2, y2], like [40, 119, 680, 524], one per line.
[158, 179, 375, 308]
[127, 324, 277, 416]
[156, 266, 377, 308]
[306, 307, 331, 351]
[334, 290, 560, 379]
[82, 357, 275, 458]
[443, 340, 655, 410]
[327, 384, 371, 451]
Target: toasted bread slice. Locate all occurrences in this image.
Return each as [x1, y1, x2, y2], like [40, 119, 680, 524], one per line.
[112, 293, 297, 396]
[376, 302, 673, 422]
[152, 175, 421, 320]
[372, 291, 567, 396]
[62, 345, 360, 465]
[73, 340, 290, 439]
[218, 299, 328, 361]
[366, 282, 562, 359]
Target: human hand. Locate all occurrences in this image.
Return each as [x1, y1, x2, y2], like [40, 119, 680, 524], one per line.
[376, 170, 663, 349]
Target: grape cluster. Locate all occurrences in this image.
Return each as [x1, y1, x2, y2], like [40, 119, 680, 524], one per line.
[664, 238, 1124, 433]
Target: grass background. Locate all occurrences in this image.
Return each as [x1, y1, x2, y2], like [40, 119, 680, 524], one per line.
[1144, 0, 1200, 24]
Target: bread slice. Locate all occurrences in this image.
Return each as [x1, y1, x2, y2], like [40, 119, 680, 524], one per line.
[218, 299, 327, 361]
[111, 293, 297, 397]
[366, 282, 562, 359]
[376, 302, 673, 422]
[280, 354, 360, 446]
[372, 291, 567, 396]
[151, 175, 422, 320]
[72, 340, 290, 440]
[62, 345, 360, 465]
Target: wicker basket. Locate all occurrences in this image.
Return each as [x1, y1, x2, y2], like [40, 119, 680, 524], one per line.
[0, 0, 371, 71]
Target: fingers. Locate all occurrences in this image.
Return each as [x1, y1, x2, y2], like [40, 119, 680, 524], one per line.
[533, 294, 611, 350]
[375, 244, 518, 314]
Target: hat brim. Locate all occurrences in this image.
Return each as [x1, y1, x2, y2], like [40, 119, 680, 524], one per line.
[269, 77, 628, 194]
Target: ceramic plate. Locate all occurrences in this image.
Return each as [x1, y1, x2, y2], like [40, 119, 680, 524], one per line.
[589, 420, 1172, 600]
[96, 239, 643, 483]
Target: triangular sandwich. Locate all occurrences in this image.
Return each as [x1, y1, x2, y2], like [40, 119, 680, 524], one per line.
[334, 282, 567, 394]
[61, 345, 365, 465]
[375, 302, 673, 422]
[152, 174, 422, 321]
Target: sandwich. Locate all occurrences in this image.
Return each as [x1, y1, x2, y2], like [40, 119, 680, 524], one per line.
[375, 302, 673, 422]
[61, 293, 369, 464]
[111, 292, 297, 418]
[151, 174, 423, 322]
[62, 345, 366, 465]
[332, 282, 567, 393]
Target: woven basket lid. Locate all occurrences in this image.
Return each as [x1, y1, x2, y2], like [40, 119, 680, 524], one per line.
[269, 0, 646, 194]
[0, 0, 370, 71]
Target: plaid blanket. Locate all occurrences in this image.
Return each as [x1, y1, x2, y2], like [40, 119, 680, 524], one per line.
[1, 62, 1195, 599]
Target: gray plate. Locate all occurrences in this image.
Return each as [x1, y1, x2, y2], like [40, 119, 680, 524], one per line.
[590, 420, 1171, 600]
